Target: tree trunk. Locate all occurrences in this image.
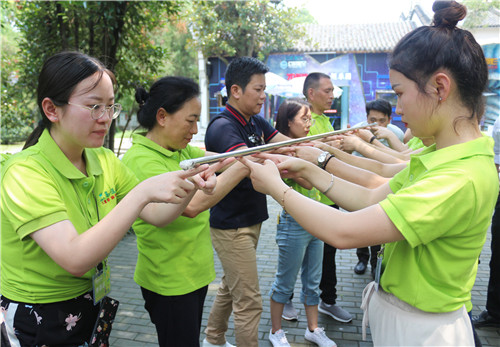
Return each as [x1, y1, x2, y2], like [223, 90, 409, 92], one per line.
[56, 3, 68, 50]
[74, 11, 79, 50]
[103, 1, 129, 152]
[88, 16, 94, 56]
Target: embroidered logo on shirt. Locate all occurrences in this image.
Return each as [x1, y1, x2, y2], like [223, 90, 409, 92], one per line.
[99, 188, 116, 205]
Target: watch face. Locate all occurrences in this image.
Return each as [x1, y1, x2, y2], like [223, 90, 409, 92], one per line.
[318, 151, 327, 166]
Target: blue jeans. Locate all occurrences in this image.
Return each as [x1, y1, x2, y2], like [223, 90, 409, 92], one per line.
[269, 210, 323, 306]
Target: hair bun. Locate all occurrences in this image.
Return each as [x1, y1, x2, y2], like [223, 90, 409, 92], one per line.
[135, 87, 150, 106]
[432, 0, 467, 28]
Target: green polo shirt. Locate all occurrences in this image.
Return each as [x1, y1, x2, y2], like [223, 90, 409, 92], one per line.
[406, 136, 425, 150]
[379, 136, 497, 313]
[284, 179, 321, 202]
[1, 129, 138, 303]
[121, 133, 215, 296]
[307, 112, 334, 206]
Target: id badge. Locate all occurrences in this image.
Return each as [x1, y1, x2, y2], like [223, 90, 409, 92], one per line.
[92, 262, 111, 305]
[374, 246, 385, 291]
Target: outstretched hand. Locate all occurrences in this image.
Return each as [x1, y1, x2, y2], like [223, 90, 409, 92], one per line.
[293, 146, 323, 164]
[190, 158, 234, 194]
[356, 128, 375, 142]
[371, 126, 393, 140]
[143, 164, 210, 204]
[238, 156, 286, 196]
[240, 153, 315, 185]
[339, 135, 362, 152]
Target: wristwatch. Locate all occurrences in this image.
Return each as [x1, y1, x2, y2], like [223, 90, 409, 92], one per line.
[317, 151, 330, 168]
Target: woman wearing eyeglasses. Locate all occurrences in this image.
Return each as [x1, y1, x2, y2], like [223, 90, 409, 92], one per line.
[0, 51, 215, 346]
[268, 98, 336, 347]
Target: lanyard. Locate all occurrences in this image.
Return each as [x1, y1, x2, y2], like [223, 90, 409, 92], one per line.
[71, 179, 110, 304]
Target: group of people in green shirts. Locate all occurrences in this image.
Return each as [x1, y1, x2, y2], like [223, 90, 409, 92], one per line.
[1, 1, 498, 346]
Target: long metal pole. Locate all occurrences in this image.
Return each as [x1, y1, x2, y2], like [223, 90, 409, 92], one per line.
[179, 123, 377, 170]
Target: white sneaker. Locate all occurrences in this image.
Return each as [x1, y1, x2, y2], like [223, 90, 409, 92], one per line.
[202, 338, 236, 347]
[281, 300, 299, 321]
[304, 327, 337, 347]
[269, 328, 291, 347]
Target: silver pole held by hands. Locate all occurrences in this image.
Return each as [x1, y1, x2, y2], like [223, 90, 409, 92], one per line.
[179, 123, 377, 170]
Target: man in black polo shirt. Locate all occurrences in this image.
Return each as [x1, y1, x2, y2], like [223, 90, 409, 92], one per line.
[203, 57, 289, 347]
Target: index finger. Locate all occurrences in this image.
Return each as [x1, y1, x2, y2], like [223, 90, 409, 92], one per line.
[178, 164, 210, 179]
[238, 156, 259, 169]
[205, 157, 235, 177]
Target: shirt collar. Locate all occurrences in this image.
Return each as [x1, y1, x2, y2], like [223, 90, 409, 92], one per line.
[39, 129, 103, 179]
[311, 111, 326, 119]
[225, 103, 249, 126]
[412, 136, 494, 171]
[131, 132, 178, 157]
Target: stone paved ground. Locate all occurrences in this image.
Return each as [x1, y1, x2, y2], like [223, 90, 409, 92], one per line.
[108, 196, 500, 347]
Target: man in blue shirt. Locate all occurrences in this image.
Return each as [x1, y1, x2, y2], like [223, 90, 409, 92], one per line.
[203, 57, 289, 347]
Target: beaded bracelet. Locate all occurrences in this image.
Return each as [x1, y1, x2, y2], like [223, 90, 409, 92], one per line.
[322, 173, 334, 194]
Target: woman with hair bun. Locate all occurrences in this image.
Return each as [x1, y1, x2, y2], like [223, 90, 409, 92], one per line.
[121, 76, 250, 347]
[239, 1, 496, 345]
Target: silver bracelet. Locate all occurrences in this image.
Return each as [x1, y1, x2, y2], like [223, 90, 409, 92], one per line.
[322, 173, 334, 194]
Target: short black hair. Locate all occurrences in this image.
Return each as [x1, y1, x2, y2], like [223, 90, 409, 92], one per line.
[303, 72, 330, 99]
[225, 57, 269, 93]
[366, 99, 392, 118]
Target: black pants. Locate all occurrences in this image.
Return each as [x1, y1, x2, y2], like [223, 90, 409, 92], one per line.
[468, 311, 483, 347]
[319, 205, 339, 305]
[356, 245, 381, 271]
[1, 292, 99, 347]
[487, 194, 500, 320]
[141, 285, 208, 347]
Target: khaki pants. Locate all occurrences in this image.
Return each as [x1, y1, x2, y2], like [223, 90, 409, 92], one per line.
[362, 282, 474, 346]
[204, 224, 263, 347]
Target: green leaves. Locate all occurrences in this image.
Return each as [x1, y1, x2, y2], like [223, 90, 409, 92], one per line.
[462, 0, 500, 29]
[2, 1, 182, 145]
[186, 0, 305, 62]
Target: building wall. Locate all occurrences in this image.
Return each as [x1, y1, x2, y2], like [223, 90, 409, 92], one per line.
[483, 43, 500, 127]
[207, 46, 499, 130]
[207, 53, 403, 130]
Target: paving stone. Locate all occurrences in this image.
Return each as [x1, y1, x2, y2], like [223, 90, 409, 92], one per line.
[108, 196, 500, 346]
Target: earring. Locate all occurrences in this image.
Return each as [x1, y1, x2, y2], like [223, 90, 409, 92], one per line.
[439, 97, 442, 101]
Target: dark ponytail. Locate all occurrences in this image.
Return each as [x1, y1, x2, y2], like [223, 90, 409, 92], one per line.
[136, 76, 200, 131]
[23, 51, 115, 149]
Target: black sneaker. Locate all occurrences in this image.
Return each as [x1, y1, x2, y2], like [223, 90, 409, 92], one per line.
[472, 310, 500, 328]
[354, 261, 367, 274]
